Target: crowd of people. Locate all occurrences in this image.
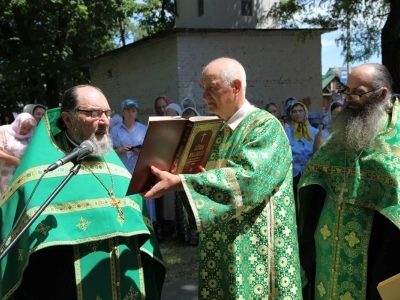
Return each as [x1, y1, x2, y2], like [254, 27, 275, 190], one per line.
[0, 58, 399, 300]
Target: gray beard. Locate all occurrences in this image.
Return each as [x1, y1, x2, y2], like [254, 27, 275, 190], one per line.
[71, 124, 113, 157]
[332, 101, 386, 151]
[90, 135, 113, 157]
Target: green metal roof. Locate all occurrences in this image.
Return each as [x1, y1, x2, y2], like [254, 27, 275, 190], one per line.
[322, 73, 336, 89]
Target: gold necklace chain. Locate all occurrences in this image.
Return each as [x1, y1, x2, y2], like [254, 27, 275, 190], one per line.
[82, 160, 125, 220]
[62, 133, 124, 220]
[338, 150, 364, 204]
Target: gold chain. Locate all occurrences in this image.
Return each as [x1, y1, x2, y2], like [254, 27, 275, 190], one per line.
[83, 161, 125, 220]
[62, 133, 124, 220]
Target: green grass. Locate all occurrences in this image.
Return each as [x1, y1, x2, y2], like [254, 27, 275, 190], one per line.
[159, 238, 199, 283]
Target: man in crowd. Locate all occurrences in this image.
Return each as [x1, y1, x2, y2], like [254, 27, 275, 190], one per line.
[298, 63, 400, 299]
[0, 85, 164, 299]
[143, 57, 302, 299]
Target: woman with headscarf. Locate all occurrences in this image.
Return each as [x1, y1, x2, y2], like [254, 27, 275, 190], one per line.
[284, 102, 318, 203]
[181, 107, 200, 119]
[283, 97, 297, 125]
[265, 102, 288, 127]
[181, 97, 197, 110]
[0, 113, 37, 198]
[23, 104, 47, 123]
[313, 99, 344, 153]
[110, 99, 157, 226]
[165, 103, 182, 116]
[154, 95, 172, 116]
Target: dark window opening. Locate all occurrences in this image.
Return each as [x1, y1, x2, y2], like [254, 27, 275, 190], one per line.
[198, 0, 204, 16]
[241, 0, 252, 16]
[174, 0, 179, 16]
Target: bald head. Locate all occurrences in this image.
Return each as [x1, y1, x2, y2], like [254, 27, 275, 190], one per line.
[345, 63, 393, 112]
[203, 58, 247, 93]
[57, 85, 106, 130]
[200, 57, 247, 120]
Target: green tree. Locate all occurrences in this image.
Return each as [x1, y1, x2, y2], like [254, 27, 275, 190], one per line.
[134, 0, 174, 36]
[0, 0, 137, 111]
[268, 0, 400, 92]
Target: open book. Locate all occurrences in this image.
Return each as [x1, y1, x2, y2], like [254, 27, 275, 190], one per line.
[377, 273, 400, 300]
[126, 115, 224, 195]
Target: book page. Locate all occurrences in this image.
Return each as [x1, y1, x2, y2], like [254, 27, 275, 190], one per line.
[189, 116, 221, 121]
[377, 272, 400, 300]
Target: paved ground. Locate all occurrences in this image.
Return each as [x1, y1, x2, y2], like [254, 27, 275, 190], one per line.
[161, 278, 198, 300]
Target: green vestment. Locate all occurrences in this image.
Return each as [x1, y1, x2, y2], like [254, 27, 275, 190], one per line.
[0, 108, 165, 299]
[298, 98, 400, 299]
[179, 109, 303, 299]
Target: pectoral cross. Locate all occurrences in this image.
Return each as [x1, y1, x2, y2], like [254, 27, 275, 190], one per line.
[109, 190, 125, 220]
[201, 132, 207, 142]
[338, 184, 348, 204]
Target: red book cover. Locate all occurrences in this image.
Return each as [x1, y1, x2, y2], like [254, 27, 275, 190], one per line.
[126, 116, 223, 195]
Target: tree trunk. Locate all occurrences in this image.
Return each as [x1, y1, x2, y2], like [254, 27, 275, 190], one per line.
[382, 0, 400, 94]
[45, 73, 60, 109]
[119, 17, 126, 46]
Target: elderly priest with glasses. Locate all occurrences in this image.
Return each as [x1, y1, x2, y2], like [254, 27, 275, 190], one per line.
[0, 85, 164, 300]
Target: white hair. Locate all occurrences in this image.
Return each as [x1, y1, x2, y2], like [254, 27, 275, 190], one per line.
[205, 57, 247, 93]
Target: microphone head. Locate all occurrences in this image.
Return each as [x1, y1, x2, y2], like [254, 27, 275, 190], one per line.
[80, 140, 96, 153]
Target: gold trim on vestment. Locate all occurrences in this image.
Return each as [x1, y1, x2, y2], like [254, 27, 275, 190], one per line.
[1, 162, 131, 206]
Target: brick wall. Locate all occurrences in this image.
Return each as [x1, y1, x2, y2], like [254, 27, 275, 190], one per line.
[176, 30, 323, 116]
[88, 35, 179, 122]
[87, 29, 323, 123]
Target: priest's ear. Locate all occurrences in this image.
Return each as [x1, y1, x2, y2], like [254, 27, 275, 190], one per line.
[378, 87, 388, 102]
[232, 79, 242, 95]
[61, 111, 75, 130]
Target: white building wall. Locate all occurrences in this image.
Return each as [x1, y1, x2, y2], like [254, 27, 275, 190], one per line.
[87, 29, 323, 122]
[176, 30, 322, 116]
[88, 35, 179, 122]
[175, 0, 279, 29]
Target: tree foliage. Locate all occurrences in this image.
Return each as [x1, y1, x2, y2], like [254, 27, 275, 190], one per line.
[134, 0, 175, 36]
[0, 0, 174, 112]
[269, 0, 400, 92]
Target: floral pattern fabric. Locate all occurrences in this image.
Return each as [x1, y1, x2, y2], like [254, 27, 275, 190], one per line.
[299, 98, 400, 299]
[179, 109, 303, 299]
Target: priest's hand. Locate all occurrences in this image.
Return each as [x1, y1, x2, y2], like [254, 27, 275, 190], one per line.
[142, 166, 183, 199]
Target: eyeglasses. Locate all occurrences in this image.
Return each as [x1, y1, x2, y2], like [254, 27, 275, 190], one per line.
[74, 109, 112, 119]
[340, 87, 382, 101]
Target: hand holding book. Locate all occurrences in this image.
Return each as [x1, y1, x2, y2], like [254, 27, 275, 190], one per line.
[126, 115, 223, 195]
[141, 166, 184, 199]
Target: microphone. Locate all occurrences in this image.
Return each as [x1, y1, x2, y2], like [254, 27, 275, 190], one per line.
[46, 140, 96, 172]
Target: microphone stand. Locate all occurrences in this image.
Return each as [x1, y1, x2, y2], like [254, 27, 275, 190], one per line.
[0, 162, 82, 261]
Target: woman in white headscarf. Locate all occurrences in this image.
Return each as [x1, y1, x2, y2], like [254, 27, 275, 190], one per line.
[23, 104, 47, 123]
[0, 113, 37, 197]
[181, 97, 196, 110]
[165, 103, 182, 116]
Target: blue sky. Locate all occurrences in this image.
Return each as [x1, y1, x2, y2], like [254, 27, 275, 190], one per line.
[321, 31, 381, 74]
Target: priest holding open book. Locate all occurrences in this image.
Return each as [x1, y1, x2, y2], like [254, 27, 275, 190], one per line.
[143, 57, 303, 299]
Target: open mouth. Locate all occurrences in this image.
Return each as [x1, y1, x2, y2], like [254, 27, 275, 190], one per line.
[95, 130, 107, 136]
